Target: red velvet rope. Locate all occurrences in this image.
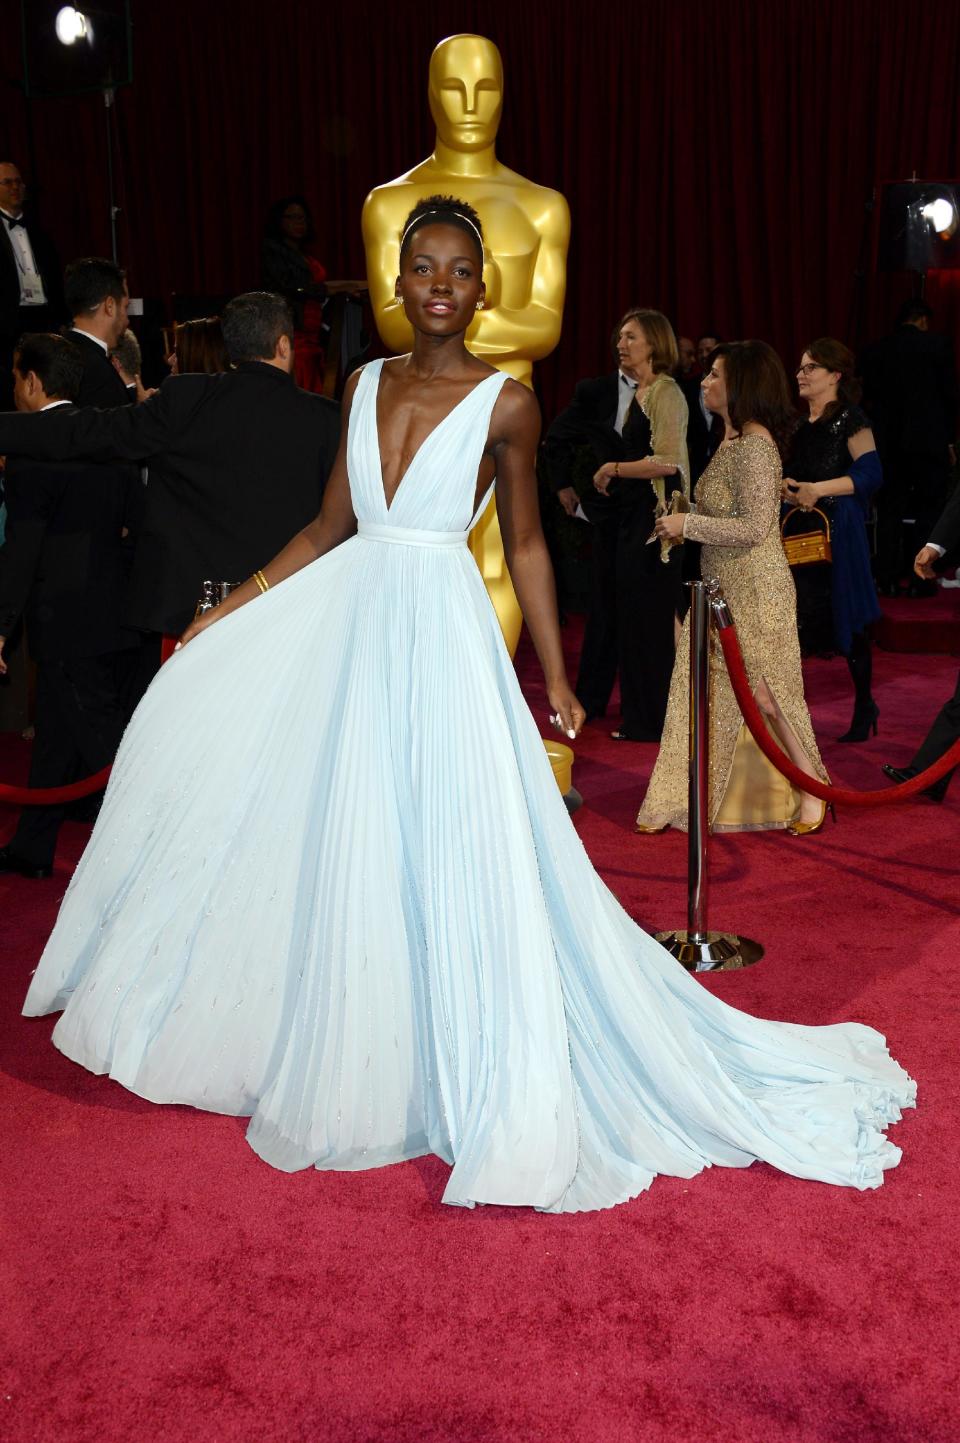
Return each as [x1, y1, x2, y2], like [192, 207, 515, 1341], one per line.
[0, 765, 113, 808]
[0, 634, 180, 809]
[716, 624, 960, 806]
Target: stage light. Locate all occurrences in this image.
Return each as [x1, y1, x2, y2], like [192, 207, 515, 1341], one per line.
[55, 6, 92, 45]
[922, 197, 956, 235]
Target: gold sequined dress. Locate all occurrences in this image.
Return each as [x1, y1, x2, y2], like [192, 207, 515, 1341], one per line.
[636, 434, 829, 832]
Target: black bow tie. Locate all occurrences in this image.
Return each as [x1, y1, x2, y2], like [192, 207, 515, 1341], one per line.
[3, 214, 24, 229]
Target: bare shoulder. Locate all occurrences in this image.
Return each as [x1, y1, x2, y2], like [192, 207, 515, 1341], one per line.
[491, 378, 540, 438]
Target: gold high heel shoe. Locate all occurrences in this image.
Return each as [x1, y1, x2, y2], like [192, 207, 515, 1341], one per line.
[786, 801, 836, 836]
[635, 822, 667, 834]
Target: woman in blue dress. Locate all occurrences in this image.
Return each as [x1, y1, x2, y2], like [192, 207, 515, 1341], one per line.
[783, 338, 883, 742]
[21, 198, 914, 1211]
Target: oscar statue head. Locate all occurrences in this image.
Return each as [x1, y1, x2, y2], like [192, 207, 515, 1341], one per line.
[428, 34, 503, 153]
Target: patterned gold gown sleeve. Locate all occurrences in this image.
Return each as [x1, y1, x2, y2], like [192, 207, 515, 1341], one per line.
[636, 435, 830, 833]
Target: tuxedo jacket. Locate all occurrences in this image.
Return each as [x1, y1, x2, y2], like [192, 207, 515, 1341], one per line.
[0, 215, 65, 341]
[0, 432, 138, 660]
[542, 373, 631, 494]
[680, 374, 720, 483]
[0, 363, 341, 634]
[68, 328, 133, 408]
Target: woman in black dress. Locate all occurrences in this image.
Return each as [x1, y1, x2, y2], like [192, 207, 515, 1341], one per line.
[783, 338, 882, 741]
[591, 309, 689, 741]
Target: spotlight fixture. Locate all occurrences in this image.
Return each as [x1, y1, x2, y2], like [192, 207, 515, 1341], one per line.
[877, 180, 960, 272]
[921, 197, 956, 237]
[54, 6, 92, 45]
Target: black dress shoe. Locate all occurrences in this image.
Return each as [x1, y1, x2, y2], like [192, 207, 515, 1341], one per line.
[0, 846, 53, 879]
[881, 763, 949, 802]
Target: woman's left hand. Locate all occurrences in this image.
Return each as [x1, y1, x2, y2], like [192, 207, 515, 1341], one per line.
[593, 462, 619, 494]
[653, 512, 686, 541]
[547, 682, 585, 740]
[785, 480, 821, 512]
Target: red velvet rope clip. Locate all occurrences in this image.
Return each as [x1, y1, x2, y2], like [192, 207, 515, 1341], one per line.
[715, 624, 960, 807]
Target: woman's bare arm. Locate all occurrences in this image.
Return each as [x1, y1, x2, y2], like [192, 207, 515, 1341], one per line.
[493, 382, 584, 739]
[179, 372, 361, 643]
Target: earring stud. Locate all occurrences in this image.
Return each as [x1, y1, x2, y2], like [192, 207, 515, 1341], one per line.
[476, 300, 484, 311]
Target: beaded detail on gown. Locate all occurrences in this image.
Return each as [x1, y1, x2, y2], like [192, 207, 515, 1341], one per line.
[24, 375, 913, 1211]
[637, 435, 830, 832]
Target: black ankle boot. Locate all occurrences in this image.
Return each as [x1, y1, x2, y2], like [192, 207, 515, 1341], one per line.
[838, 699, 879, 743]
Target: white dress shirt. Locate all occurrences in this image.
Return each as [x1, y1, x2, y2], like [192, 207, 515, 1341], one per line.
[615, 371, 638, 436]
[1, 209, 47, 306]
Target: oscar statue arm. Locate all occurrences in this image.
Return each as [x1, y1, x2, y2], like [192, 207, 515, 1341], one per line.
[468, 191, 571, 364]
[362, 187, 415, 355]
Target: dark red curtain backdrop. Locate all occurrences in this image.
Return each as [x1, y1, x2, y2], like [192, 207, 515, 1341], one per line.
[2, 0, 959, 415]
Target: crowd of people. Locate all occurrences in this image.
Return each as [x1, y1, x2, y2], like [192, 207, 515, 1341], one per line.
[542, 302, 958, 833]
[0, 155, 958, 882]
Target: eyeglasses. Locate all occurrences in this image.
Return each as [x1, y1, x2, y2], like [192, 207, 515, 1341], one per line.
[796, 363, 825, 376]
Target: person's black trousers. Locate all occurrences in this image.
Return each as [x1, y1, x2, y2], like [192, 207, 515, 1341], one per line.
[614, 486, 683, 740]
[908, 664, 960, 791]
[574, 494, 622, 717]
[11, 652, 128, 868]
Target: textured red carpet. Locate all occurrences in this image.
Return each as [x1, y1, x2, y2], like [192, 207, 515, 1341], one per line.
[2, 628, 959, 1443]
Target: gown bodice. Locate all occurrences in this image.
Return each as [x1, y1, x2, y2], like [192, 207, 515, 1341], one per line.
[348, 359, 509, 536]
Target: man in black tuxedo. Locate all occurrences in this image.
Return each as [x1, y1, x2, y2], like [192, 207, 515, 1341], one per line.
[0, 334, 135, 878]
[860, 300, 958, 593]
[62, 256, 133, 407]
[0, 161, 65, 410]
[882, 486, 960, 801]
[542, 344, 639, 720]
[0, 292, 340, 639]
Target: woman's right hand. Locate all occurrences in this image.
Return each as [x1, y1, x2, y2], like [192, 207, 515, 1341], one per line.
[175, 608, 221, 651]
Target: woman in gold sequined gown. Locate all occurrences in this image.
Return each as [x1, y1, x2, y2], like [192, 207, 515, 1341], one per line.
[637, 341, 829, 834]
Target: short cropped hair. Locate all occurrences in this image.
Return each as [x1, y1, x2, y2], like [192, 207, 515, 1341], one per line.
[64, 257, 126, 318]
[14, 332, 83, 401]
[617, 308, 679, 376]
[399, 193, 484, 267]
[221, 291, 293, 363]
[111, 328, 142, 379]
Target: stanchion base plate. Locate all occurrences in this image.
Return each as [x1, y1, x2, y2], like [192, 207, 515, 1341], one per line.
[654, 930, 764, 972]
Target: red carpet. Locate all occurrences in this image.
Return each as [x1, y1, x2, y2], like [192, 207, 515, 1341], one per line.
[874, 589, 960, 655]
[2, 629, 959, 1443]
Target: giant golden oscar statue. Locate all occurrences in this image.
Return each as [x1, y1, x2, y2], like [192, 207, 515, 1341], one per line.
[362, 33, 571, 658]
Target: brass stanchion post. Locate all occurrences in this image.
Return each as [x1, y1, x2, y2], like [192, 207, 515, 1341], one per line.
[655, 580, 763, 972]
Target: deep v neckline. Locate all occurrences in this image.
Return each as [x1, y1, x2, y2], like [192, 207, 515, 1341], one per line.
[373, 361, 500, 514]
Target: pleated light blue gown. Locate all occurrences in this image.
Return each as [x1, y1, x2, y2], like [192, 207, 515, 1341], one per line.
[23, 359, 915, 1211]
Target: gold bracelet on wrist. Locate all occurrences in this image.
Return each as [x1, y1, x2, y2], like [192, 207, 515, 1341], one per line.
[614, 461, 620, 477]
[252, 569, 269, 595]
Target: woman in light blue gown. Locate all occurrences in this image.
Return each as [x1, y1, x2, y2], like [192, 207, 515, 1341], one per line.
[23, 197, 915, 1212]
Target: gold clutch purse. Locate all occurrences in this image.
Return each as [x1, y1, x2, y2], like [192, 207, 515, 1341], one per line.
[781, 506, 832, 567]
